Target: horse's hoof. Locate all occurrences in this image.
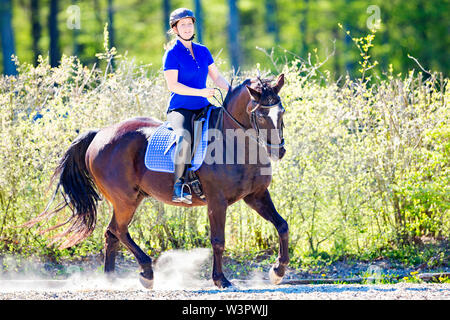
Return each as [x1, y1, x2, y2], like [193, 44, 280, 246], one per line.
[139, 273, 154, 289]
[214, 276, 233, 289]
[269, 266, 283, 285]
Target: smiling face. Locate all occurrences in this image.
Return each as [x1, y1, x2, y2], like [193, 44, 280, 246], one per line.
[172, 17, 195, 40]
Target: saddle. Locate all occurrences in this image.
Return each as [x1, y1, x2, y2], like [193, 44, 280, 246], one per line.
[144, 105, 221, 201]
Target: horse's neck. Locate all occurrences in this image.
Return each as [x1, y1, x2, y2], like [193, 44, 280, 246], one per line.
[218, 86, 271, 166]
[223, 87, 250, 130]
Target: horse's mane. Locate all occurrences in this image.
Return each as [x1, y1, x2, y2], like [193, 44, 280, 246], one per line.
[223, 77, 278, 109]
[223, 79, 251, 110]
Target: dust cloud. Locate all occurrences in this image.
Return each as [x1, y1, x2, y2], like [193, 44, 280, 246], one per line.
[0, 248, 214, 292]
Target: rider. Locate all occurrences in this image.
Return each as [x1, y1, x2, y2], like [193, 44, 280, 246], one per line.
[163, 8, 230, 204]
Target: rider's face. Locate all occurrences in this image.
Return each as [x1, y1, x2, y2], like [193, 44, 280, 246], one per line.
[173, 18, 194, 39]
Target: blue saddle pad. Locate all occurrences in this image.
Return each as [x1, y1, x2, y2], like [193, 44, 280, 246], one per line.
[144, 107, 213, 173]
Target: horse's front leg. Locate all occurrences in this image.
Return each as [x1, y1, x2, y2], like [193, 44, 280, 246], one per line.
[244, 189, 289, 284]
[104, 229, 120, 276]
[207, 200, 233, 288]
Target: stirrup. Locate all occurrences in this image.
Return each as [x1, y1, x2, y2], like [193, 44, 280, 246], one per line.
[181, 182, 192, 203]
[172, 181, 192, 204]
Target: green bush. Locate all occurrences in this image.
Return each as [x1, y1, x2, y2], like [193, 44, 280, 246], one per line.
[0, 47, 448, 266]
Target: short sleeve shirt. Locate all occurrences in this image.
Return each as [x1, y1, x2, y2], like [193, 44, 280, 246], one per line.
[163, 40, 214, 111]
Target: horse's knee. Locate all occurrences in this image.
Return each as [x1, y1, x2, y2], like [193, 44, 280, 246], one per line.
[104, 230, 120, 274]
[105, 229, 118, 239]
[105, 230, 120, 246]
[210, 238, 225, 253]
[277, 220, 289, 237]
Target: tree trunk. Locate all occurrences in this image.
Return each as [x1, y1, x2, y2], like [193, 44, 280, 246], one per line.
[30, 0, 41, 66]
[264, 0, 279, 44]
[107, 0, 115, 48]
[163, 0, 170, 40]
[332, 26, 341, 79]
[107, 0, 115, 69]
[48, 0, 60, 67]
[228, 0, 241, 71]
[343, 0, 354, 75]
[0, 0, 17, 75]
[194, 0, 203, 44]
[299, 0, 308, 58]
[70, 0, 81, 58]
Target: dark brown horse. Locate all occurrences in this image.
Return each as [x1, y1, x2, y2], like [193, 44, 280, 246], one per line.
[24, 74, 289, 289]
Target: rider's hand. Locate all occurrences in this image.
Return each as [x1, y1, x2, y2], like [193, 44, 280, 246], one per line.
[199, 88, 216, 98]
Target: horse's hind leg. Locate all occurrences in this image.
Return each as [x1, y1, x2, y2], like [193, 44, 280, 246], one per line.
[244, 189, 289, 285]
[106, 202, 154, 289]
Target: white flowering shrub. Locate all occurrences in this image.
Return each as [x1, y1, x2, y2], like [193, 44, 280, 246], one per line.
[0, 50, 448, 265]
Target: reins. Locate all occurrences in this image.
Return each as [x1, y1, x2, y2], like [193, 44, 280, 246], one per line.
[213, 87, 285, 149]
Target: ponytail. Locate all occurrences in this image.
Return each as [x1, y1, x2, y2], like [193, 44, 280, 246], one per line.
[164, 28, 177, 51]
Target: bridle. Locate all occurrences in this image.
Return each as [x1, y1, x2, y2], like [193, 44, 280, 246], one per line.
[213, 87, 285, 149]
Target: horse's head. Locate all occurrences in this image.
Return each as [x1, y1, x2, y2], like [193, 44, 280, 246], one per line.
[244, 73, 286, 161]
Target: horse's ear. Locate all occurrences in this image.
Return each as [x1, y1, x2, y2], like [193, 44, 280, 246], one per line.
[246, 85, 261, 101]
[273, 73, 285, 94]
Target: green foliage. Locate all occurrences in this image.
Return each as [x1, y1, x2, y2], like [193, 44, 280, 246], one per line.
[5, 0, 449, 77]
[274, 63, 448, 258]
[0, 29, 448, 268]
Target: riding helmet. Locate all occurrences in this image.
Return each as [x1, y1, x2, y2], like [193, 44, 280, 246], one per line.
[169, 8, 196, 28]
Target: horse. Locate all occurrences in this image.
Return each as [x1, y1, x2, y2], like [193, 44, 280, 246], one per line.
[23, 73, 289, 289]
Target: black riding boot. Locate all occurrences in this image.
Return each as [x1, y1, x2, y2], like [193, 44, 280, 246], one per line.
[172, 135, 192, 204]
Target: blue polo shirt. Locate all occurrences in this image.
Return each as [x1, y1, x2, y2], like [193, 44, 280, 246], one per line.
[163, 40, 214, 111]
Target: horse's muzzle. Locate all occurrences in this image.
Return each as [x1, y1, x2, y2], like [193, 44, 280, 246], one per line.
[268, 146, 286, 161]
[279, 147, 286, 159]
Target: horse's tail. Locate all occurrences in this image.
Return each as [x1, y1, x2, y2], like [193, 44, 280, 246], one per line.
[21, 129, 101, 249]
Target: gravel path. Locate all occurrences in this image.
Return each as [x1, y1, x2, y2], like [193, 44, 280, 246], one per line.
[1, 250, 448, 300]
[0, 277, 448, 300]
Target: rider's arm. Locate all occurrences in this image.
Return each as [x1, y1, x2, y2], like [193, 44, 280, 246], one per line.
[208, 63, 230, 91]
[164, 69, 215, 97]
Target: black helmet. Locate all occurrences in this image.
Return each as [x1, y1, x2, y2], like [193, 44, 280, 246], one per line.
[169, 8, 196, 28]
